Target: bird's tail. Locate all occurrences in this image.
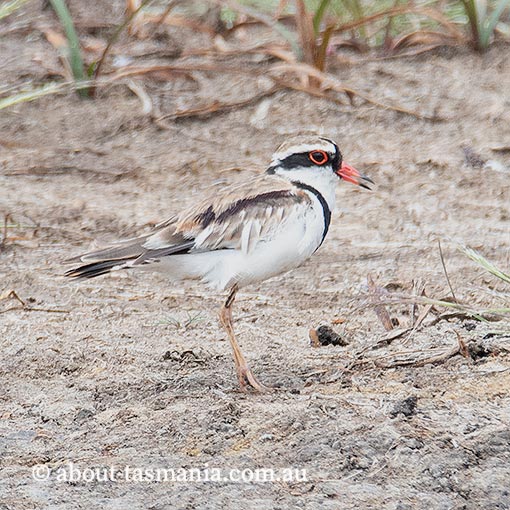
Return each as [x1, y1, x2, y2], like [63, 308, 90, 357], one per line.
[64, 259, 132, 279]
[64, 236, 195, 279]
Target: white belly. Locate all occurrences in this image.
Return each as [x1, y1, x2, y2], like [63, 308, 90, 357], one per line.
[147, 200, 327, 290]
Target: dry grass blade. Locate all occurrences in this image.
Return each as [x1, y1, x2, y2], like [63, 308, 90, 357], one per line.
[367, 275, 394, 331]
[380, 327, 412, 343]
[391, 30, 460, 49]
[269, 61, 438, 120]
[105, 63, 254, 83]
[454, 330, 471, 358]
[412, 302, 434, 331]
[411, 279, 425, 326]
[438, 239, 458, 303]
[295, 0, 316, 67]
[402, 301, 433, 346]
[272, 77, 347, 105]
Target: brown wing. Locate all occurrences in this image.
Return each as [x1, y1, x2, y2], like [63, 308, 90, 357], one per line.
[135, 174, 310, 261]
[66, 174, 310, 276]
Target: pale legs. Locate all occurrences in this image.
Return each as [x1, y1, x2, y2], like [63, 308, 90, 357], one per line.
[219, 285, 269, 392]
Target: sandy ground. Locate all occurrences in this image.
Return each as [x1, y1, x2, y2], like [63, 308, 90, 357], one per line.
[1, 3, 510, 509]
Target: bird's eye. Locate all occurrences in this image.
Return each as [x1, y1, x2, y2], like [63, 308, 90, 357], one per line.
[309, 150, 329, 165]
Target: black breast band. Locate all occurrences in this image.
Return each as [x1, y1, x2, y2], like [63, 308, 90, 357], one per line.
[292, 181, 331, 249]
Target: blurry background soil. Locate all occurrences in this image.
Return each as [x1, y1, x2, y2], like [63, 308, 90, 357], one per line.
[1, 1, 510, 509]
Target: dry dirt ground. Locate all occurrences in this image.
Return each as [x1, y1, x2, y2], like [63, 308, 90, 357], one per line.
[1, 3, 510, 509]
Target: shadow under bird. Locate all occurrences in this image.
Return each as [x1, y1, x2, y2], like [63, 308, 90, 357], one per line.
[65, 135, 373, 392]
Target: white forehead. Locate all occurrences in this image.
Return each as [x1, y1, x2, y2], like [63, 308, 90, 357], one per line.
[272, 137, 337, 160]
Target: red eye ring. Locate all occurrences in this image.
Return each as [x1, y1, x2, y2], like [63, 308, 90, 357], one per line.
[309, 150, 329, 165]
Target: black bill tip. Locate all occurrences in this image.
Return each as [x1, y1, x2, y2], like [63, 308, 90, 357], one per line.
[360, 175, 374, 190]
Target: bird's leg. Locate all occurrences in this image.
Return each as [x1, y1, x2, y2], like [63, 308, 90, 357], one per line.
[219, 285, 269, 392]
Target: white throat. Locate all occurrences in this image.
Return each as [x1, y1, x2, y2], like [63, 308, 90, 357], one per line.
[274, 166, 338, 210]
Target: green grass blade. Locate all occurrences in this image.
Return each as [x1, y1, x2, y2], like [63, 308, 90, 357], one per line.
[416, 297, 510, 321]
[478, 0, 488, 22]
[481, 0, 510, 48]
[461, 0, 481, 48]
[48, 0, 88, 97]
[344, 0, 366, 38]
[0, 0, 30, 20]
[0, 83, 66, 110]
[313, 0, 332, 35]
[460, 246, 510, 285]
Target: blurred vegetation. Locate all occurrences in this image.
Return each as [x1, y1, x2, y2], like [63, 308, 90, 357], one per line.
[0, 0, 509, 107]
[220, 0, 510, 51]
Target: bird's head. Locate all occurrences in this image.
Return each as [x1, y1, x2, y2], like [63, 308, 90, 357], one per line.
[267, 135, 373, 190]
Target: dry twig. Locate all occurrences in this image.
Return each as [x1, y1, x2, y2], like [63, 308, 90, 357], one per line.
[0, 288, 69, 315]
[156, 85, 281, 121]
[362, 330, 468, 369]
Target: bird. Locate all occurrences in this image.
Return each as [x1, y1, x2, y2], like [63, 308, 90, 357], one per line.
[65, 135, 373, 392]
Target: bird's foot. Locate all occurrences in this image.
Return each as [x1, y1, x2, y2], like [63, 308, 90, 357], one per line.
[237, 365, 271, 393]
